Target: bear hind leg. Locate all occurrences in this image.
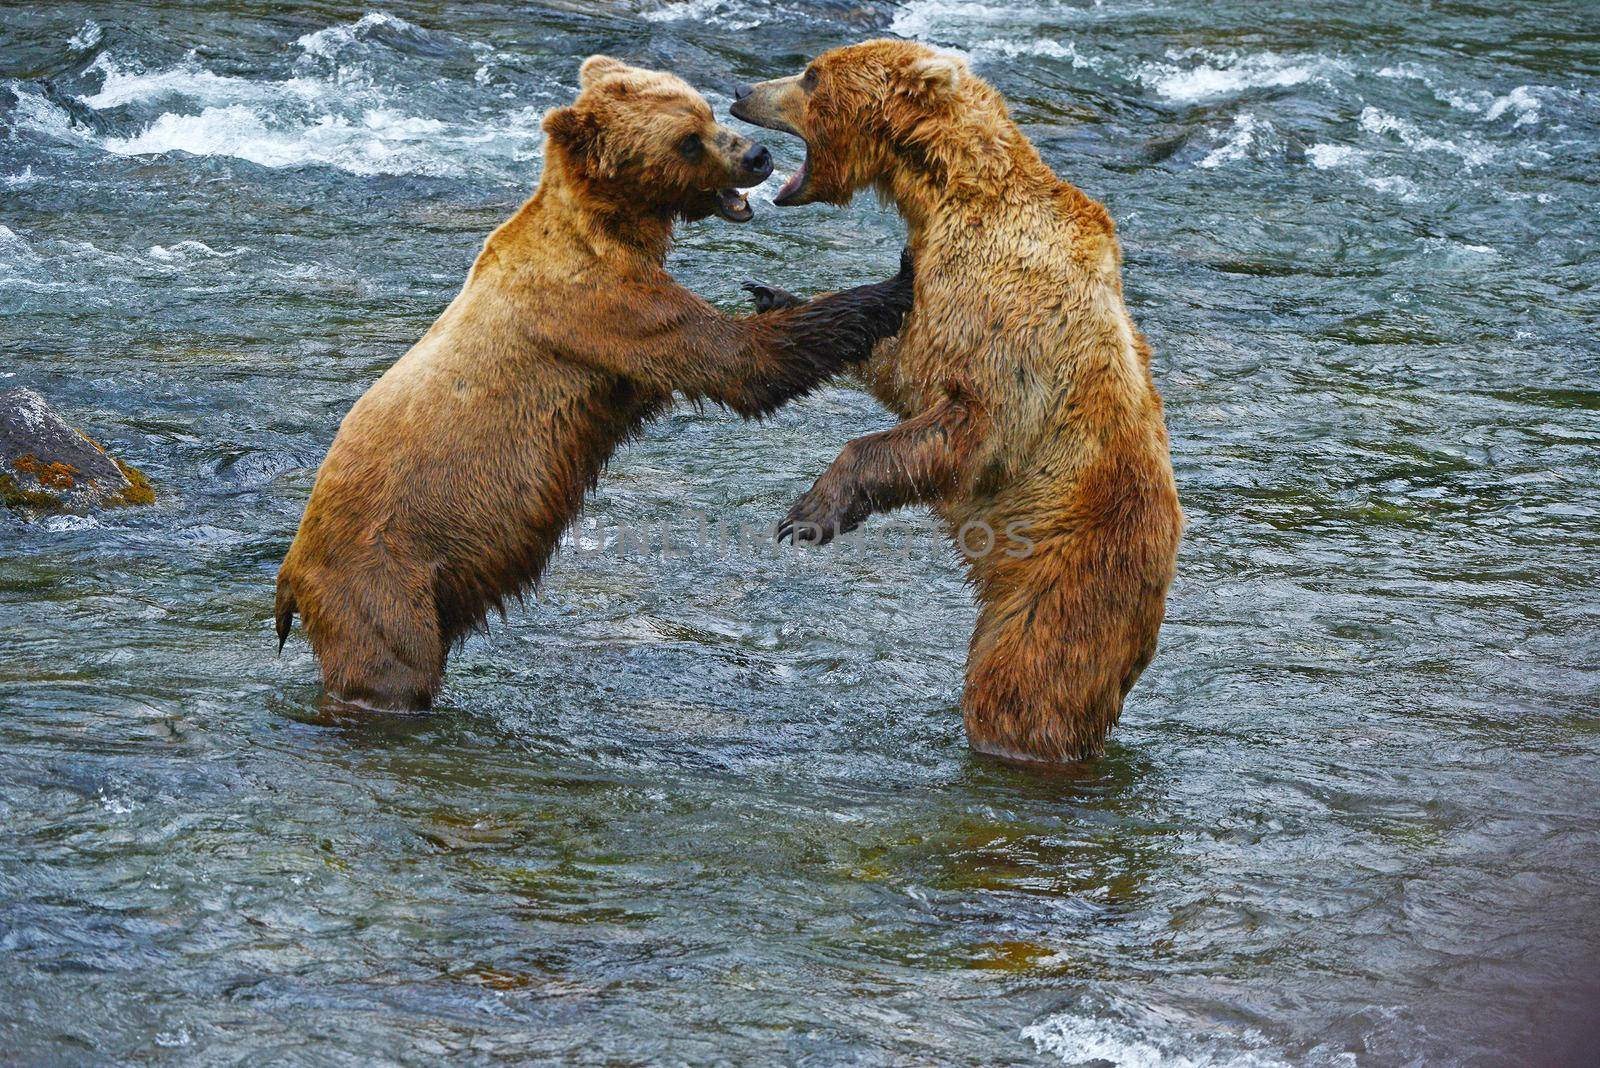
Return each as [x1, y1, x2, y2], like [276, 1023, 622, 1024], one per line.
[960, 549, 1158, 764]
[304, 566, 446, 713]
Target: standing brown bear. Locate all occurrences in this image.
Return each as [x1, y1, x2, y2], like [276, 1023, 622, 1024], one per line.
[276, 56, 914, 711]
[732, 41, 1182, 764]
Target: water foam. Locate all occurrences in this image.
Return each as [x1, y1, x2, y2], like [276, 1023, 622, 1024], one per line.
[109, 102, 538, 179]
[1302, 142, 1424, 201]
[0, 225, 225, 287]
[891, 3, 1341, 107]
[1428, 84, 1543, 126]
[1024, 1007, 1300, 1068]
[79, 53, 332, 111]
[880, 0, 1117, 76]
[146, 240, 243, 264]
[1484, 86, 1542, 125]
[4, 83, 85, 144]
[642, 0, 761, 30]
[1360, 173, 1423, 202]
[99, 105, 467, 176]
[1358, 107, 1496, 168]
[890, 1, 1034, 41]
[68, 20, 103, 52]
[296, 12, 423, 59]
[0, 225, 44, 269]
[971, 37, 1094, 66]
[1378, 65, 1546, 126]
[1139, 49, 1341, 103]
[1198, 113, 1275, 169]
[1306, 143, 1359, 169]
[38, 16, 552, 179]
[0, 225, 69, 292]
[1419, 237, 1499, 260]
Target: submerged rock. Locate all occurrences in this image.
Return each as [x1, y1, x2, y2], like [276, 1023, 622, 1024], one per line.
[0, 386, 154, 517]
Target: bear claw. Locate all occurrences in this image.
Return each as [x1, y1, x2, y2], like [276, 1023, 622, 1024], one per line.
[742, 281, 805, 313]
[776, 482, 864, 546]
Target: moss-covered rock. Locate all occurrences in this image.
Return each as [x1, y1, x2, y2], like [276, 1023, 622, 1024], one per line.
[111, 458, 157, 507]
[0, 386, 155, 518]
[0, 471, 64, 512]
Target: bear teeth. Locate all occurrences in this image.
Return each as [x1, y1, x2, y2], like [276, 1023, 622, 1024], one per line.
[715, 188, 752, 221]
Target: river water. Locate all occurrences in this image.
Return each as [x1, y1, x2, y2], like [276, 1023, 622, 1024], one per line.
[3, 1, 1597, 1064]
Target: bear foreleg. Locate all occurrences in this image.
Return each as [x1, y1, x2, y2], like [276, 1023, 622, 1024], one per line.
[533, 252, 912, 420]
[777, 392, 982, 544]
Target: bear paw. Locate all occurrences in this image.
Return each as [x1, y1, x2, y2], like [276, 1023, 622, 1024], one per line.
[775, 476, 867, 546]
[742, 280, 805, 313]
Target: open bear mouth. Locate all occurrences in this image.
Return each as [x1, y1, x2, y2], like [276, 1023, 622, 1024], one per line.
[714, 188, 753, 222]
[773, 147, 811, 206]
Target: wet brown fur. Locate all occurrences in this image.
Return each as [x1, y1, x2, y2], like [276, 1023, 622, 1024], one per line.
[275, 57, 913, 710]
[735, 41, 1183, 763]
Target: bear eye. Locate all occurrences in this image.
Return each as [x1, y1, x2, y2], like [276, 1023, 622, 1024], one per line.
[676, 133, 704, 162]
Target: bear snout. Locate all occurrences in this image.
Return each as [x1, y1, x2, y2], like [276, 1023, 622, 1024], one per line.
[741, 144, 772, 181]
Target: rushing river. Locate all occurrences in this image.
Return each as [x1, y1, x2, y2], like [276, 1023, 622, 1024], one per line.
[3, 1, 1597, 1063]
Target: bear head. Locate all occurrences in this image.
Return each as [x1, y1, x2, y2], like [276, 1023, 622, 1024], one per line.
[543, 56, 773, 223]
[730, 40, 1011, 208]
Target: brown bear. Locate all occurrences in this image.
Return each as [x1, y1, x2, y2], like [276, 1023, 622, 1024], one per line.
[275, 56, 914, 711]
[731, 40, 1183, 764]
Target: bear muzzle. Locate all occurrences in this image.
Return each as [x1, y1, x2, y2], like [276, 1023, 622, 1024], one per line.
[729, 77, 813, 206]
[740, 143, 772, 181]
[710, 138, 771, 221]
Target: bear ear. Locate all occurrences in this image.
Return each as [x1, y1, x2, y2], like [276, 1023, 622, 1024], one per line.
[904, 53, 963, 101]
[543, 106, 598, 154]
[579, 55, 627, 89]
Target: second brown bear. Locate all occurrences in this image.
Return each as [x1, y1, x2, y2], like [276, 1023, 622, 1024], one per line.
[734, 41, 1183, 764]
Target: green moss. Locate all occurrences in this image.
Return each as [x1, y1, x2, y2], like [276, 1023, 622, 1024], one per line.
[0, 472, 64, 513]
[109, 458, 156, 507]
